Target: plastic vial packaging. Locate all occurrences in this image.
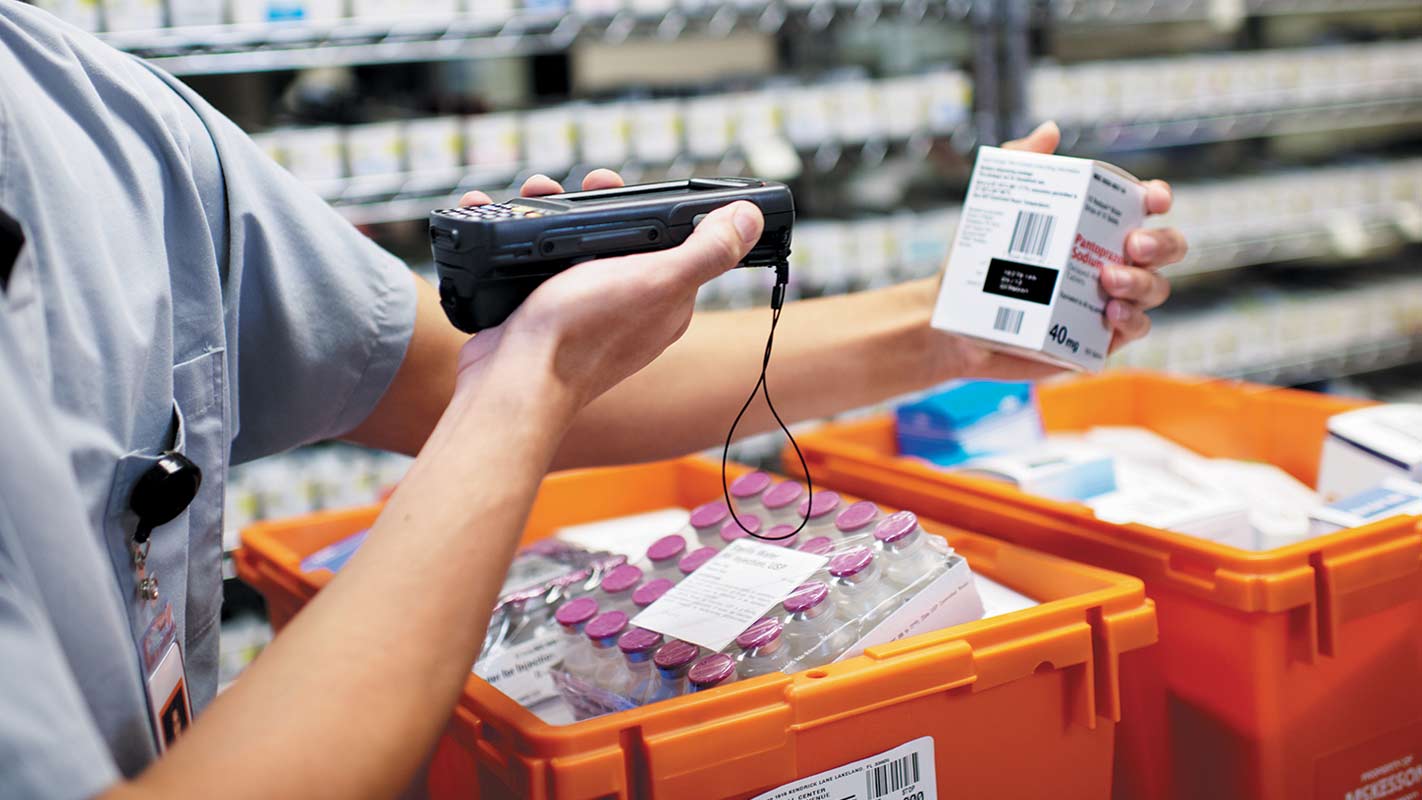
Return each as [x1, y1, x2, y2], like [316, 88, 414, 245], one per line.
[678, 546, 718, 577]
[735, 618, 791, 679]
[632, 578, 674, 613]
[687, 653, 739, 693]
[615, 628, 664, 701]
[554, 597, 601, 680]
[828, 547, 899, 635]
[782, 581, 851, 668]
[762, 524, 801, 549]
[728, 471, 773, 517]
[547, 567, 595, 604]
[834, 500, 881, 540]
[720, 514, 762, 548]
[646, 640, 700, 704]
[597, 564, 644, 616]
[644, 535, 687, 583]
[874, 511, 947, 590]
[584, 611, 631, 692]
[798, 536, 835, 556]
[797, 491, 843, 535]
[687, 500, 731, 550]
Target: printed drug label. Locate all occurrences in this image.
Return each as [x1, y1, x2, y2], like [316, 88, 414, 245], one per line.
[751, 737, 937, 800]
[632, 540, 827, 652]
[932, 146, 1147, 372]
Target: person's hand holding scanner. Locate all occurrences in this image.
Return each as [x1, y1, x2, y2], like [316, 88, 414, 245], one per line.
[456, 169, 762, 405]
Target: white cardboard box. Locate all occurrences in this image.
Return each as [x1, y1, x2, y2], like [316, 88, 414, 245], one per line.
[932, 146, 1148, 372]
[1317, 404, 1422, 503]
[1310, 479, 1422, 535]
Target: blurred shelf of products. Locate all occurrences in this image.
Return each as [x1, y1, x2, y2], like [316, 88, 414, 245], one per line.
[39, 0, 1417, 680]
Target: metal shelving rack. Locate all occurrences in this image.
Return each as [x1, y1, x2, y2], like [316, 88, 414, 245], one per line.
[1001, 0, 1422, 387]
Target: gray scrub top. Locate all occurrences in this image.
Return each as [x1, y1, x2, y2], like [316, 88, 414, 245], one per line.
[0, 4, 418, 797]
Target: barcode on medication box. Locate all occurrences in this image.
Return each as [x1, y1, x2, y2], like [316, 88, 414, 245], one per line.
[994, 306, 1025, 334]
[1008, 210, 1055, 258]
[866, 752, 921, 800]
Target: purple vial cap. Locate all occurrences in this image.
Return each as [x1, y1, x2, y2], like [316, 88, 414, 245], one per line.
[763, 524, 799, 547]
[689, 500, 731, 530]
[554, 596, 599, 626]
[783, 581, 829, 613]
[874, 511, 921, 545]
[646, 534, 687, 563]
[761, 481, 805, 511]
[721, 515, 761, 543]
[633, 577, 675, 608]
[618, 627, 664, 654]
[797, 491, 842, 520]
[828, 546, 874, 578]
[798, 536, 834, 556]
[584, 610, 629, 641]
[678, 546, 718, 575]
[835, 500, 880, 534]
[688, 653, 738, 687]
[735, 617, 783, 650]
[729, 471, 772, 499]
[653, 640, 700, 669]
[601, 564, 644, 594]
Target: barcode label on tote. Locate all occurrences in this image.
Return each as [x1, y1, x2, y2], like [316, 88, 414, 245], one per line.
[993, 306, 1024, 334]
[1008, 210, 1055, 257]
[867, 752, 921, 799]
[749, 737, 936, 800]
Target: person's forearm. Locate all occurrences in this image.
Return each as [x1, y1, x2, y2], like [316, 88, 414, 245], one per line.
[551, 277, 950, 468]
[119, 349, 576, 800]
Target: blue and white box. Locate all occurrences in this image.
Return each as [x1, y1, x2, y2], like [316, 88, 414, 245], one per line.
[1309, 479, 1422, 535]
[1317, 404, 1422, 503]
[895, 381, 1042, 467]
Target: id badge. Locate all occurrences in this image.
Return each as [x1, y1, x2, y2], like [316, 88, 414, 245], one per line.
[140, 602, 192, 753]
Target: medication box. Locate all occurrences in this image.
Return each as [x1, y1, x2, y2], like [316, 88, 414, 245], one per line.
[1317, 403, 1422, 502]
[894, 380, 1041, 466]
[1310, 479, 1422, 534]
[932, 146, 1148, 372]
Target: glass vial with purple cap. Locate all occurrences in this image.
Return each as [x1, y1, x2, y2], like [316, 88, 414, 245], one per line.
[687, 653, 739, 693]
[828, 547, 899, 634]
[781, 581, 852, 667]
[646, 640, 701, 703]
[719, 514, 761, 548]
[797, 491, 843, 535]
[874, 511, 946, 589]
[760, 481, 806, 527]
[728, 471, 773, 517]
[687, 500, 731, 550]
[834, 500, 882, 542]
[615, 628, 665, 702]
[596, 564, 644, 616]
[632, 577, 674, 614]
[644, 534, 687, 583]
[584, 610, 631, 691]
[678, 546, 718, 577]
[735, 617, 791, 679]
[553, 596, 601, 679]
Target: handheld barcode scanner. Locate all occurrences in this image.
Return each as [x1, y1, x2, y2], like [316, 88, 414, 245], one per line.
[429, 177, 795, 333]
[428, 176, 810, 543]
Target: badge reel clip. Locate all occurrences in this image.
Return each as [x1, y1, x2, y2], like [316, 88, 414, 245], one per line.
[129, 451, 202, 600]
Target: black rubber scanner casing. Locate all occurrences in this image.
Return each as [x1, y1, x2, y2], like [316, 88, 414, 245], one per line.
[429, 177, 794, 333]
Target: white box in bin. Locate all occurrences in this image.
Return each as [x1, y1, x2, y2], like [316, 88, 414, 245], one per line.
[1318, 404, 1422, 503]
[931, 146, 1148, 372]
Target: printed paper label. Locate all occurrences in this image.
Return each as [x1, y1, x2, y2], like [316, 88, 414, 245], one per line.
[473, 627, 564, 707]
[751, 737, 937, 800]
[835, 556, 984, 662]
[631, 540, 827, 652]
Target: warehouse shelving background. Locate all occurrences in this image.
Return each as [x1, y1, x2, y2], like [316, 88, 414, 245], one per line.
[26, 0, 1420, 681]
